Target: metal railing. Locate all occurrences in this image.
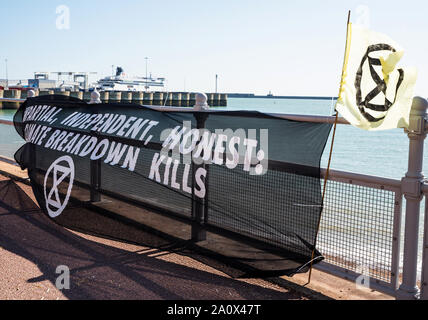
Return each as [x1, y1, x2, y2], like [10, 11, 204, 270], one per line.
[1, 95, 427, 300]
[420, 184, 428, 299]
[0, 96, 350, 124]
[318, 169, 402, 296]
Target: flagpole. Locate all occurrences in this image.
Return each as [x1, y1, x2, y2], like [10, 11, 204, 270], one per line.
[306, 10, 351, 286]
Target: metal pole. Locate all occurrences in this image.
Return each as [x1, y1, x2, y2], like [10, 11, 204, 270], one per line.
[191, 113, 208, 242]
[215, 74, 218, 94]
[145, 57, 149, 91]
[5, 59, 8, 89]
[421, 194, 428, 299]
[397, 96, 428, 300]
[89, 102, 102, 202]
[90, 159, 101, 202]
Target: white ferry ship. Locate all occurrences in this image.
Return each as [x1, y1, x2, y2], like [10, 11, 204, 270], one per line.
[95, 67, 165, 92]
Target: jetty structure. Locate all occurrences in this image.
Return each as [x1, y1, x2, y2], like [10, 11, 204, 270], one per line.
[0, 66, 228, 108]
[228, 93, 337, 100]
[0, 88, 227, 109]
[1, 66, 162, 92]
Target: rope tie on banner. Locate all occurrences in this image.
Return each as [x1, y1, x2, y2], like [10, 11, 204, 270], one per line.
[306, 10, 351, 285]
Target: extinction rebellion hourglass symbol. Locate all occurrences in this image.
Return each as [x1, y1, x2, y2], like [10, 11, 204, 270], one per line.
[355, 44, 405, 122]
[43, 156, 75, 218]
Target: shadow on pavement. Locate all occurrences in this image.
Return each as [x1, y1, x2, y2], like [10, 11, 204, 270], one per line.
[0, 178, 323, 300]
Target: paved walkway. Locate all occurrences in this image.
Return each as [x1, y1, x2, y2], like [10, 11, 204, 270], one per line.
[0, 174, 317, 300]
[0, 162, 392, 300]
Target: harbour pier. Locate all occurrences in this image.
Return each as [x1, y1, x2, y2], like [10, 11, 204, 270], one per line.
[0, 89, 227, 109]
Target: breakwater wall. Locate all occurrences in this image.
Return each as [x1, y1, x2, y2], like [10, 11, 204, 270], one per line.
[0, 89, 228, 109]
[227, 93, 337, 100]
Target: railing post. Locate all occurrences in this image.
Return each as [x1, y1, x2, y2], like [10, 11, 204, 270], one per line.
[27, 90, 36, 98]
[191, 109, 208, 242]
[421, 196, 428, 299]
[89, 90, 101, 105]
[397, 97, 428, 300]
[90, 159, 101, 202]
[193, 92, 210, 111]
[89, 91, 102, 202]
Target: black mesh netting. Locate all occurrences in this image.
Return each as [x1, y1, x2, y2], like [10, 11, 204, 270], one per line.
[13, 95, 332, 277]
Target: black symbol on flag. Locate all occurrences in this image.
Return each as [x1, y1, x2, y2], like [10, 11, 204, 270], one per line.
[43, 156, 75, 218]
[355, 44, 404, 122]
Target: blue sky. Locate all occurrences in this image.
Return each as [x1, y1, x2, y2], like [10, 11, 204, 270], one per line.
[0, 0, 427, 96]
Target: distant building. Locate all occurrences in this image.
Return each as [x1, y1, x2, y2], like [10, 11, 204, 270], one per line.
[28, 78, 57, 90]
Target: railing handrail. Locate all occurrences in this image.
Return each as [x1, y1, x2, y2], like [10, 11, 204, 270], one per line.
[0, 97, 350, 125]
[0, 117, 403, 189]
[0, 98, 24, 103]
[0, 119, 13, 126]
[321, 168, 401, 190]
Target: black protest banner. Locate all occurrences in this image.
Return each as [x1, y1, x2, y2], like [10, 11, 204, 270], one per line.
[14, 95, 332, 277]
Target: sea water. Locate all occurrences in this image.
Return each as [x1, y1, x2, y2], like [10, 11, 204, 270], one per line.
[226, 98, 427, 180]
[0, 109, 24, 160]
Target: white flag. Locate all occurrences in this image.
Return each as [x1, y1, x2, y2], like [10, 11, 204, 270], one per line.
[336, 24, 417, 131]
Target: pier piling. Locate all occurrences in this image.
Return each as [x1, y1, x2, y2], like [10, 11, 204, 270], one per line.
[165, 93, 173, 106]
[181, 92, 190, 107]
[109, 91, 122, 103]
[83, 91, 92, 102]
[1, 90, 227, 107]
[132, 92, 144, 105]
[153, 92, 164, 105]
[172, 92, 182, 107]
[143, 92, 153, 105]
[2, 90, 21, 109]
[39, 90, 54, 96]
[189, 93, 196, 107]
[70, 91, 83, 100]
[220, 93, 228, 106]
[213, 93, 221, 106]
[20, 90, 28, 100]
[207, 93, 214, 106]
[100, 91, 109, 103]
[122, 91, 132, 103]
